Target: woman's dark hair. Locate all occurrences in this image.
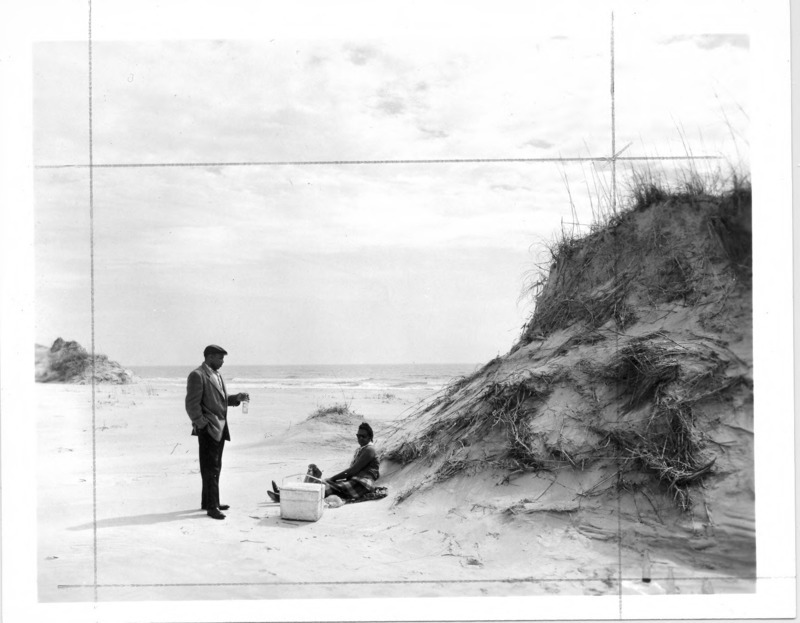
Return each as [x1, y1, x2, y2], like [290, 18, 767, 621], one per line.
[358, 422, 374, 441]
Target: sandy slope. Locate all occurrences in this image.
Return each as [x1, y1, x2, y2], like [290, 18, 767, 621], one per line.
[37, 376, 750, 604]
[36, 192, 757, 608]
[372, 189, 756, 600]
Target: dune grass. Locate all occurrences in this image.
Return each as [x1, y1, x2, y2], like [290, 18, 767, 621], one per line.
[308, 402, 360, 420]
[517, 162, 751, 346]
[384, 162, 751, 511]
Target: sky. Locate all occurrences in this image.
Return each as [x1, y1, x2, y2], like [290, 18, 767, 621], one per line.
[31, 2, 753, 366]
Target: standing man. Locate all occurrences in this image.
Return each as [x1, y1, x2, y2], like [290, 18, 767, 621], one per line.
[185, 345, 249, 520]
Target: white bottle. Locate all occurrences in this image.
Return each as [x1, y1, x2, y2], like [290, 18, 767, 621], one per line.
[242, 400, 249, 414]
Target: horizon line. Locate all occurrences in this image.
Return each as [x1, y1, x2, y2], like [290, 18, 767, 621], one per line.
[35, 154, 722, 170]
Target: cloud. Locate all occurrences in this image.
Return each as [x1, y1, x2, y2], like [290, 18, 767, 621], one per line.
[522, 138, 554, 150]
[374, 90, 407, 116]
[345, 45, 380, 66]
[32, 29, 750, 364]
[418, 126, 448, 140]
[660, 34, 749, 50]
[306, 54, 329, 67]
[490, 183, 531, 193]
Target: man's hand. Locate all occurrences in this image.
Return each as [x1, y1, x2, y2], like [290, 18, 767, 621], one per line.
[237, 392, 250, 402]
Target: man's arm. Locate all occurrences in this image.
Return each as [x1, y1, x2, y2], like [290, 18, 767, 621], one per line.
[226, 391, 250, 407]
[227, 394, 242, 407]
[185, 371, 207, 429]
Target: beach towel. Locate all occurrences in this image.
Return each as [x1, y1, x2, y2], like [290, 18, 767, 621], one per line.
[343, 485, 389, 504]
[326, 475, 374, 500]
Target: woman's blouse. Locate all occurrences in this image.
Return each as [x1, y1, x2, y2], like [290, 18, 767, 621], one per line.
[348, 442, 380, 481]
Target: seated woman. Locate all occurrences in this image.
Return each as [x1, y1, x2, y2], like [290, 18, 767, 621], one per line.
[268, 422, 380, 503]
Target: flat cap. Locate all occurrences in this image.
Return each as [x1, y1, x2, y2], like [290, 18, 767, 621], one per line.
[203, 344, 228, 357]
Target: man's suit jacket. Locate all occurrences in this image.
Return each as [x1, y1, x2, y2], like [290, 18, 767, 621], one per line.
[185, 364, 240, 442]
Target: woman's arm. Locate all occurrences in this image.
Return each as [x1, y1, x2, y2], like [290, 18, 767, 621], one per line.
[329, 445, 376, 481]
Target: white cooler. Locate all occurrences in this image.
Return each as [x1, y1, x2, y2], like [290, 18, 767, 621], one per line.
[280, 480, 325, 522]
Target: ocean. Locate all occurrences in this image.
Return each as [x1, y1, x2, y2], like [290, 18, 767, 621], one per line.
[130, 363, 482, 393]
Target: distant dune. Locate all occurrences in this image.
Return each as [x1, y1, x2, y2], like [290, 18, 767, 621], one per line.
[35, 338, 137, 384]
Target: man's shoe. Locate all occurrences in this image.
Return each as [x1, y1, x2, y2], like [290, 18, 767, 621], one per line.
[218, 504, 230, 511]
[207, 508, 226, 520]
[267, 490, 280, 503]
[271, 480, 280, 494]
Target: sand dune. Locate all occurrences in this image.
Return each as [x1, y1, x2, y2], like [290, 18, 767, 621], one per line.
[35, 185, 758, 616]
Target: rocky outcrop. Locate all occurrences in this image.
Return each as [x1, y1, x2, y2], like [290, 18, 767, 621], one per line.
[35, 338, 137, 384]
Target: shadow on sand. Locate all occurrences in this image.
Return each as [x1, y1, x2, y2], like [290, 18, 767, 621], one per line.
[68, 509, 204, 530]
[256, 503, 318, 529]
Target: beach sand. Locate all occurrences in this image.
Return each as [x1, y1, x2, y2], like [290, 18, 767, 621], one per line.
[36, 381, 752, 604]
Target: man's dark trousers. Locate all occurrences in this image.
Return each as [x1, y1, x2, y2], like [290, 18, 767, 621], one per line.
[198, 428, 225, 510]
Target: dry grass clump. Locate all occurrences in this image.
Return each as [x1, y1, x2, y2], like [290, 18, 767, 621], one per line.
[309, 403, 351, 418]
[382, 407, 486, 466]
[628, 178, 670, 212]
[623, 162, 750, 212]
[386, 333, 741, 510]
[625, 166, 752, 282]
[531, 280, 634, 338]
[480, 376, 552, 467]
[604, 400, 715, 511]
[307, 402, 361, 424]
[647, 253, 697, 303]
[383, 431, 435, 465]
[597, 333, 745, 509]
[553, 330, 607, 357]
[383, 373, 555, 473]
[433, 457, 486, 483]
[606, 337, 680, 410]
[518, 223, 638, 343]
[606, 333, 742, 407]
[410, 357, 501, 419]
[516, 166, 751, 347]
[707, 183, 752, 280]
